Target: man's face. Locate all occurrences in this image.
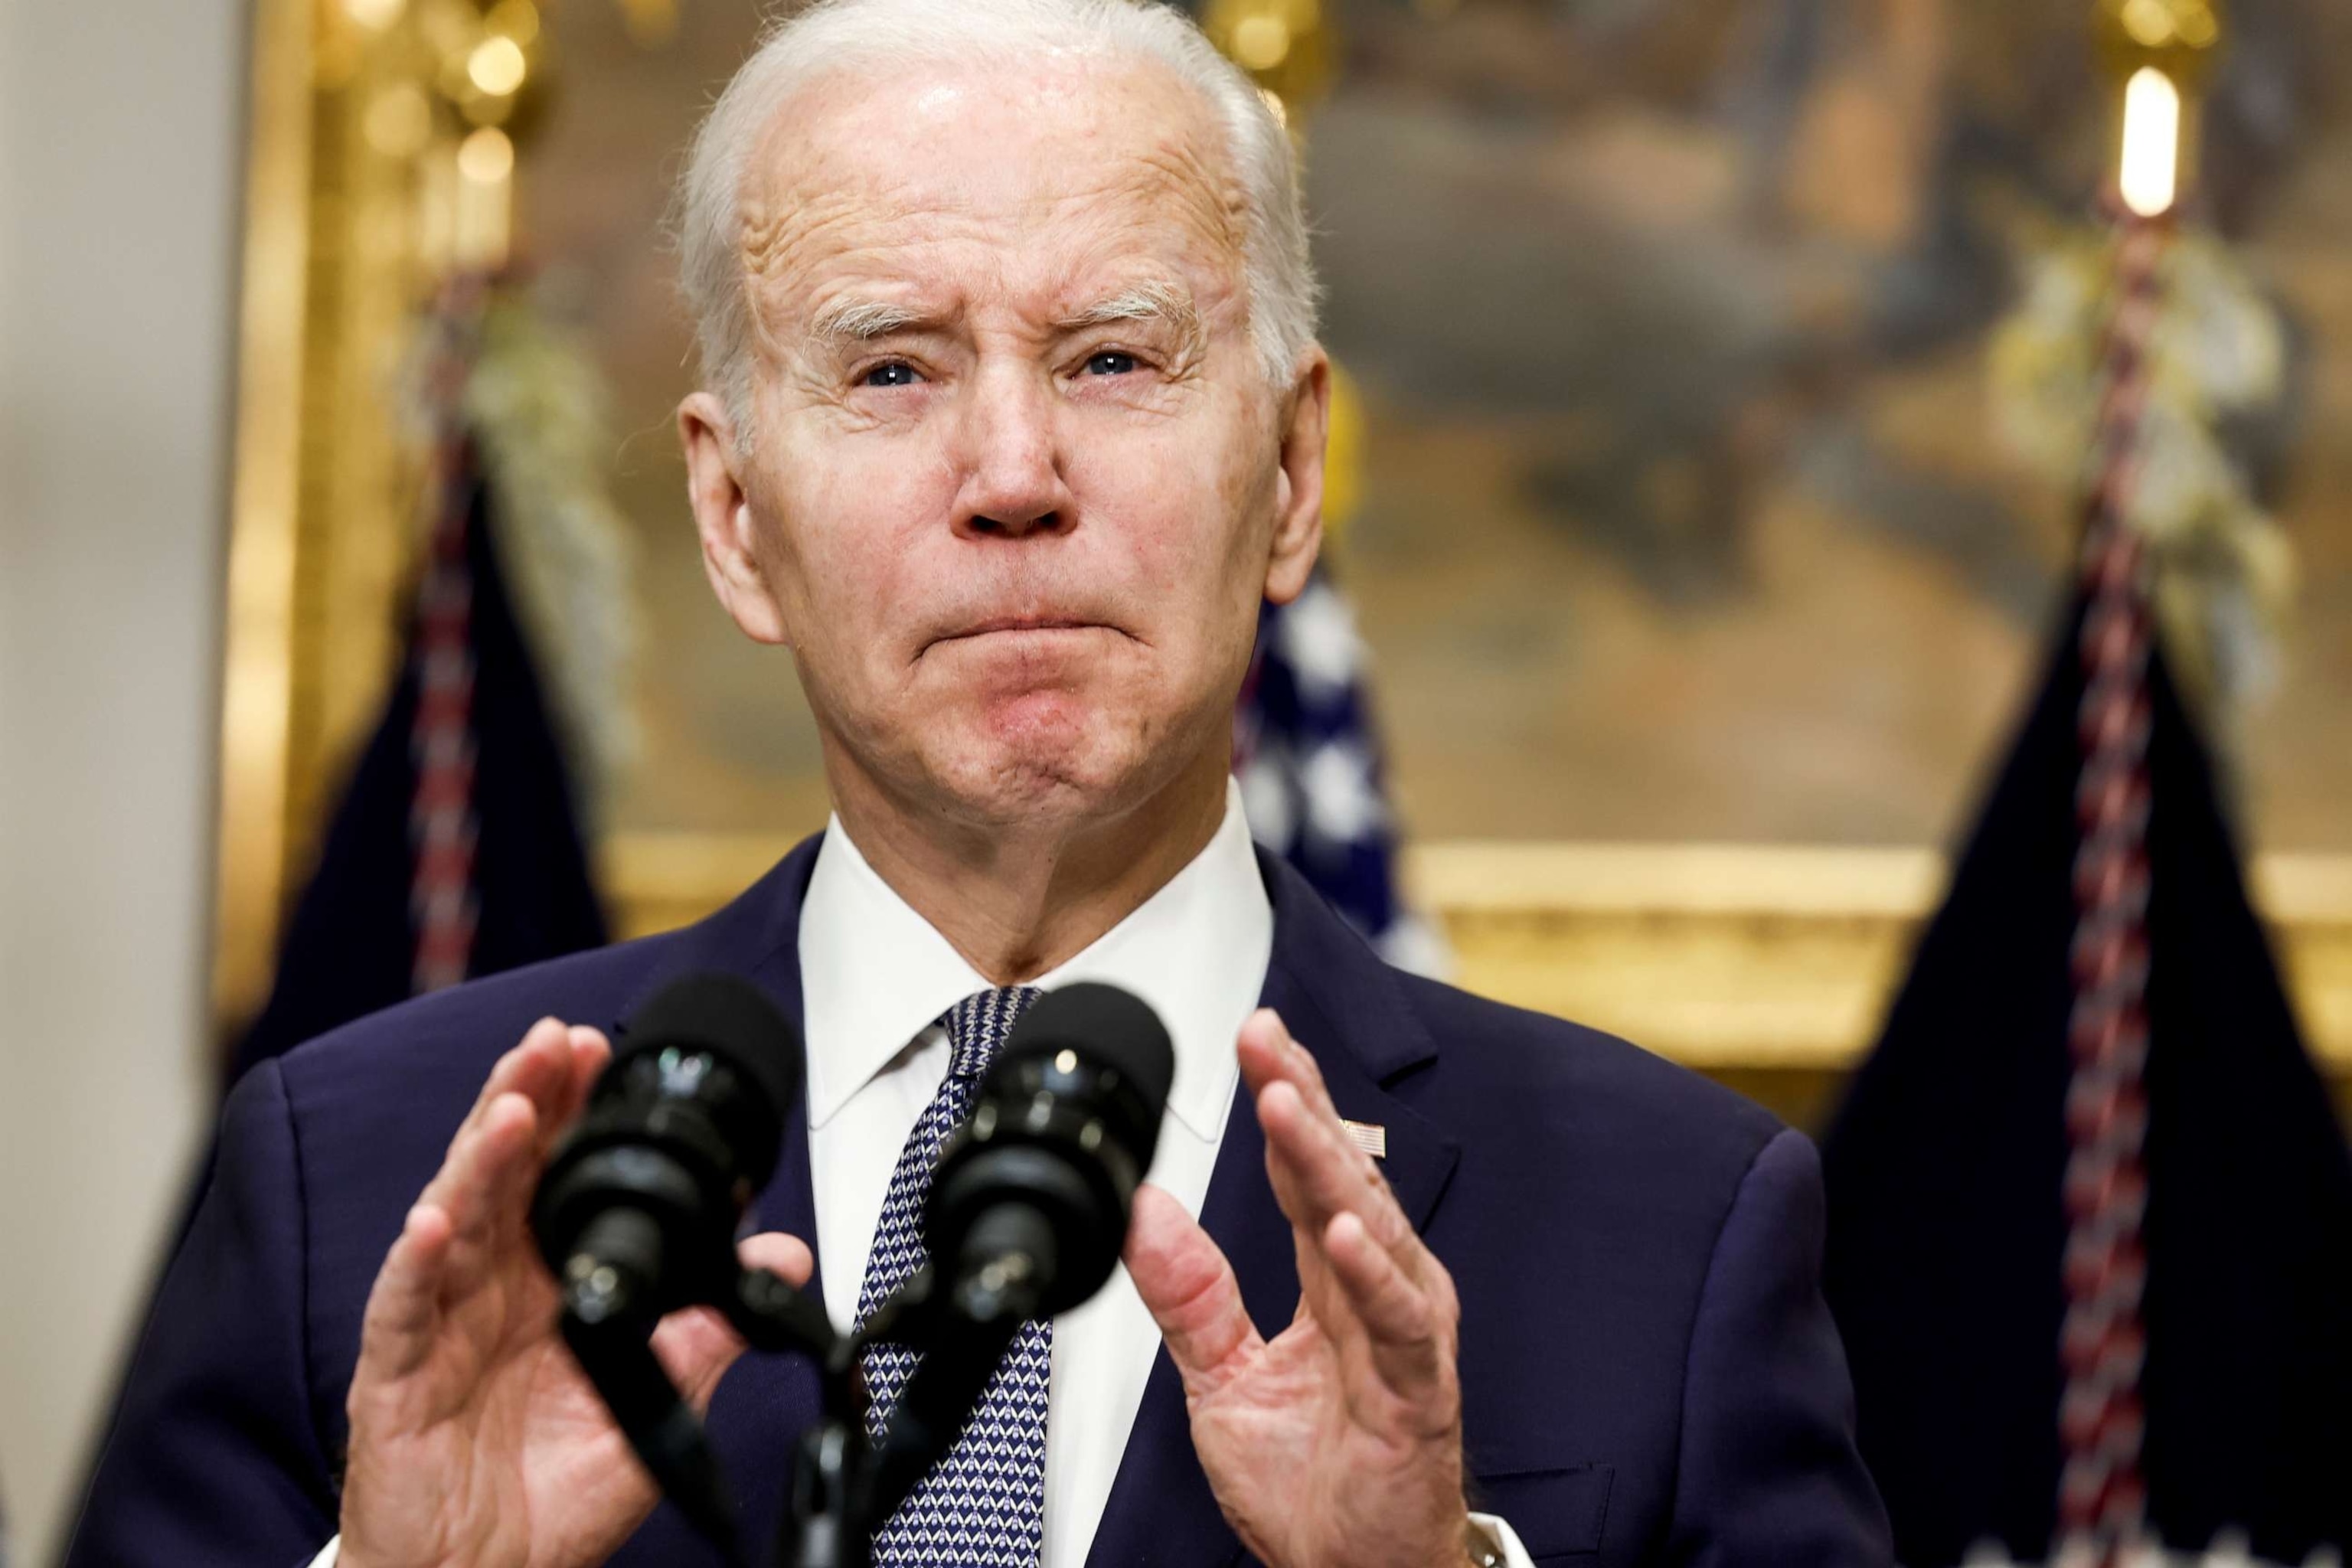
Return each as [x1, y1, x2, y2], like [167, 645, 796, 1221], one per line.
[681, 54, 1325, 832]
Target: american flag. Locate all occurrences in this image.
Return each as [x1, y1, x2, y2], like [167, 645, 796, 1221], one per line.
[1235, 565, 1448, 976]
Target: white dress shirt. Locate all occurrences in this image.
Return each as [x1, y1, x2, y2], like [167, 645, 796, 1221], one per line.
[796, 779, 1271, 1566]
[310, 780, 1530, 1567]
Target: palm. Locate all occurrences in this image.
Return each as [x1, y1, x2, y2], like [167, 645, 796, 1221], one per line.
[354, 1262, 660, 1568]
[1129, 1012, 1472, 1568]
[1185, 1288, 1464, 1568]
[339, 1021, 806, 1568]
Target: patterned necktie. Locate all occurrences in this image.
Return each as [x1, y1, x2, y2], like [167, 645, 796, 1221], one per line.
[857, 985, 1052, 1567]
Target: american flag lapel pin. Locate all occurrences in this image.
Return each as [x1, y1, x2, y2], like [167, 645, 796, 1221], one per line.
[1342, 1119, 1388, 1160]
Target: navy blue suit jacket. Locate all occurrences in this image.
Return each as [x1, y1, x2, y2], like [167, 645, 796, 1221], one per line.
[70, 844, 1889, 1566]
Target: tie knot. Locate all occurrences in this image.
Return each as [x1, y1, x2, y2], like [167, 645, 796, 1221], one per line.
[943, 985, 1043, 1081]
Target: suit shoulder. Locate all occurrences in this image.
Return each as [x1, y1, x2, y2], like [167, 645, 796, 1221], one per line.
[269, 929, 694, 1135]
[266, 836, 817, 1124]
[1390, 969, 1785, 1173]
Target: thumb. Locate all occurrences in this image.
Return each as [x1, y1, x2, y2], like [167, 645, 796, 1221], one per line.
[652, 1230, 815, 1411]
[1125, 1184, 1263, 1400]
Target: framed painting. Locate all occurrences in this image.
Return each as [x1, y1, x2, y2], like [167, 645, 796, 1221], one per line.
[217, 0, 2352, 1130]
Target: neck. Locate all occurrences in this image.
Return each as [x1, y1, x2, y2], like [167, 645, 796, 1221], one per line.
[826, 746, 1233, 985]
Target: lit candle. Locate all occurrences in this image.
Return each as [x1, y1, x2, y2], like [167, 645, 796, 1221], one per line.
[2118, 65, 2182, 217]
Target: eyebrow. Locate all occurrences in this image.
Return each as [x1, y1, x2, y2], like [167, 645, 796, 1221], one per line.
[805, 280, 1205, 353]
[1052, 279, 1200, 343]
[807, 297, 942, 347]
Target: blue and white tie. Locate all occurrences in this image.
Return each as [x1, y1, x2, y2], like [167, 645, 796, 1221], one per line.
[858, 985, 1051, 1567]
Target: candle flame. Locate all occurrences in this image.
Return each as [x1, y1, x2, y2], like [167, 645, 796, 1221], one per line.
[2119, 66, 2181, 217]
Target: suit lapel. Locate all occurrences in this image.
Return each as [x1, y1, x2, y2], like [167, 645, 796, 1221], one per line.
[1083, 853, 1464, 1567]
[604, 839, 1465, 1564]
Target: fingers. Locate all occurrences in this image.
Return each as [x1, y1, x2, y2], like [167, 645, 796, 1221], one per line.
[737, 1229, 815, 1289]
[1259, 1080, 1412, 1253]
[1324, 1210, 1447, 1400]
[653, 1305, 743, 1413]
[354, 1022, 614, 1408]
[1124, 1184, 1263, 1400]
[420, 1020, 609, 1257]
[656, 1231, 815, 1410]
[1244, 1010, 1462, 1406]
[462, 1017, 575, 1145]
[540, 1025, 612, 1160]
[358, 1202, 458, 1382]
[419, 1019, 567, 1214]
[1246, 1014, 1414, 1265]
[1236, 1008, 1336, 1114]
[426, 1090, 542, 1272]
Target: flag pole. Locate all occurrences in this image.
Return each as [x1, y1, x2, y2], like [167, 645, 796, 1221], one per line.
[2056, 8, 2220, 1563]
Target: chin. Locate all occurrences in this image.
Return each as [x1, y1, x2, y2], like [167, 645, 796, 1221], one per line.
[924, 690, 1168, 827]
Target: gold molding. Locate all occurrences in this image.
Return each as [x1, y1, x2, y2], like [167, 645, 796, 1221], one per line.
[214, 0, 491, 1034]
[212, 0, 317, 1030]
[1413, 843, 1949, 1072]
[603, 835, 2352, 1091]
[1416, 842, 2352, 1074]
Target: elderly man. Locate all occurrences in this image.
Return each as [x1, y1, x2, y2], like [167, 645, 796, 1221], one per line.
[70, 2, 1889, 1564]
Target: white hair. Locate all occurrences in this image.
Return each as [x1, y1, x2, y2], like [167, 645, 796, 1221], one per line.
[673, 0, 1320, 433]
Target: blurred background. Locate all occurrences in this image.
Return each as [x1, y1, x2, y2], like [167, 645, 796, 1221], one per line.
[3, 0, 2349, 1563]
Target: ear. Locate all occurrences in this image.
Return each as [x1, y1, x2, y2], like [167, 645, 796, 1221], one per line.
[1262, 351, 1329, 608]
[678, 390, 791, 647]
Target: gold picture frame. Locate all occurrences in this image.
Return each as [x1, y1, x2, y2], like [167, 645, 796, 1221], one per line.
[217, 0, 2352, 1133]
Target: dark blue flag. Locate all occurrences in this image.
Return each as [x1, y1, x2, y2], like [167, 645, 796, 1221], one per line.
[226, 450, 607, 1086]
[1820, 594, 2352, 1566]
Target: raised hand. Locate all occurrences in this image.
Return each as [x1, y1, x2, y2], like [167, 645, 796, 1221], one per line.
[338, 1018, 812, 1568]
[1125, 1009, 1471, 1568]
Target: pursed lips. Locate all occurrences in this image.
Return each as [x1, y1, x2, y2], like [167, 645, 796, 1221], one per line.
[923, 615, 1124, 653]
[956, 615, 1099, 637]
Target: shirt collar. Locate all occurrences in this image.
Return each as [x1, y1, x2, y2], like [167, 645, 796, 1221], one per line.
[797, 777, 1269, 1143]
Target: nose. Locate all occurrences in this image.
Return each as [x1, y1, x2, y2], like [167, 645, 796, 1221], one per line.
[951, 364, 1073, 539]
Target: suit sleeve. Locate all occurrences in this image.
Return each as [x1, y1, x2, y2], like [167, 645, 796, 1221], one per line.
[1666, 1128, 1893, 1567]
[64, 1058, 341, 1567]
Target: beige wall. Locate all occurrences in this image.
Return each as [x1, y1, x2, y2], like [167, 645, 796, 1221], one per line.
[0, 0, 243, 1560]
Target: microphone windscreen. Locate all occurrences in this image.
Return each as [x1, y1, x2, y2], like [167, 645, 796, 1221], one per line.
[1002, 981, 1176, 1116]
[618, 972, 802, 1141]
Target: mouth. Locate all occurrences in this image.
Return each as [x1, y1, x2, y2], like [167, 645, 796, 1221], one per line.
[953, 615, 1101, 638]
[925, 616, 1120, 653]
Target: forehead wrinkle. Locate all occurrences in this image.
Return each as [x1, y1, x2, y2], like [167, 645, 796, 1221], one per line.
[1131, 134, 1246, 264]
[733, 60, 1253, 365]
[743, 201, 975, 370]
[740, 182, 897, 297]
[1018, 124, 1246, 289]
[740, 186, 876, 363]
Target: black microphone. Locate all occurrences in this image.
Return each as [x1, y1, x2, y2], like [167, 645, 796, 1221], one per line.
[862, 982, 1174, 1527]
[528, 972, 801, 1563]
[533, 972, 800, 1324]
[927, 981, 1175, 1322]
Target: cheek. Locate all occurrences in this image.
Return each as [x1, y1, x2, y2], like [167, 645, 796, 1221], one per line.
[770, 433, 956, 649]
[1072, 416, 1269, 618]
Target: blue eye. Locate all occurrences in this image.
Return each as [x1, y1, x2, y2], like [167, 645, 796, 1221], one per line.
[1084, 351, 1138, 377]
[863, 361, 922, 388]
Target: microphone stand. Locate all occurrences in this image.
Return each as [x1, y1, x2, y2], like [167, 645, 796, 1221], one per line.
[717, 1266, 867, 1568]
[564, 1252, 1034, 1568]
[747, 1258, 1037, 1568]
[560, 1310, 748, 1563]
